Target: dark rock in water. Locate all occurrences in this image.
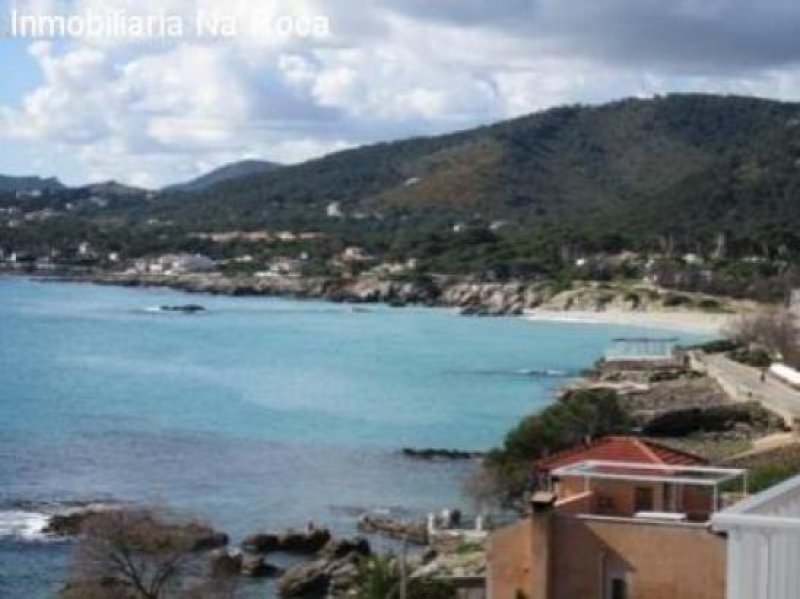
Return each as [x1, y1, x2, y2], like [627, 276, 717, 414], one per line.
[278, 527, 332, 553]
[278, 560, 331, 597]
[242, 532, 281, 553]
[45, 507, 228, 552]
[319, 536, 370, 560]
[189, 527, 229, 551]
[243, 527, 332, 554]
[209, 550, 243, 577]
[43, 506, 123, 537]
[44, 512, 93, 537]
[159, 304, 206, 313]
[210, 550, 282, 579]
[401, 447, 483, 460]
[278, 535, 366, 597]
[241, 553, 283, 578]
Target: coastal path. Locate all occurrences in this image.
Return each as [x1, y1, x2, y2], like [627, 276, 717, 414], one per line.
[693, 352, 800, 429]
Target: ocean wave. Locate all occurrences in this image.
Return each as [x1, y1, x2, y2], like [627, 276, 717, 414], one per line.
[328, 505, 416, 519]
[0, 500, 123, 543]
[0, 510, 52, 542]
[464, 368, 570, 378]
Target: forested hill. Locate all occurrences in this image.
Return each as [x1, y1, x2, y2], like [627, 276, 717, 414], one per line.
[165, 160, 282, 194]
[0, 175, 64, 194]
[139, 93, 800, 249]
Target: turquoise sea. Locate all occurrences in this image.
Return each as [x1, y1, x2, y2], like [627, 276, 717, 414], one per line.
[0, 277, 703, 597]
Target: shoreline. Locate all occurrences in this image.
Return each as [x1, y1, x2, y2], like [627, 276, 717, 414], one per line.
[7, 271, 738, 333]
[523, 308, 730, 335]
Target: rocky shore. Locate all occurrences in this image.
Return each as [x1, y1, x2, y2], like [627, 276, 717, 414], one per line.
[46, 271, 738, 319]
[47, 505, 485, 598]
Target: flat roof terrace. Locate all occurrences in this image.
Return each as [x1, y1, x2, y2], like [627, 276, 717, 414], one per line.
[551, 460, 749, 521]
[552, 460, 747, 488]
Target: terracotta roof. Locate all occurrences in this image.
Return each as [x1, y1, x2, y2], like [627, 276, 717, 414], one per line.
[533, 436, 706, 472]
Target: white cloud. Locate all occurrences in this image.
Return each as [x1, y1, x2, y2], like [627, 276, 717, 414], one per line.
[2, 0, 800, 187]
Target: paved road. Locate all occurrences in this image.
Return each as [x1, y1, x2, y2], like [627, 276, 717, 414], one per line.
[695, 352, 800, 427]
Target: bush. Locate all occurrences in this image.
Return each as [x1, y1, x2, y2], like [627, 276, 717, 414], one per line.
[724, 309, 800, 363]
[684, 339, 741, 354]
[749, 463, 800, 494]
[479, 389, 631, 504]
[698, 297, 723, 311]
[727, 347, 772, 368]
[643, 404, 774, 437]
[663, 293, 693, 307]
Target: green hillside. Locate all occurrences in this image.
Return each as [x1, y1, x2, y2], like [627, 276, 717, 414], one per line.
[5, 93, 800, 300]
[140, 93, 800, 251]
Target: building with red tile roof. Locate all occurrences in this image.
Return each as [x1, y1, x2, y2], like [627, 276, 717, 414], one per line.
[489, 437, 747, 599]
[534, 435, 706, 474]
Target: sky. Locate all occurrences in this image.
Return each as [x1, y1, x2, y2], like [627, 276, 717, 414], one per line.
[2, 0, 800, 188]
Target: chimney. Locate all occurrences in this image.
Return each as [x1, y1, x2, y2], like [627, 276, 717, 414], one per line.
[530, 491, 557, 514]
[528, 492, 556, 599]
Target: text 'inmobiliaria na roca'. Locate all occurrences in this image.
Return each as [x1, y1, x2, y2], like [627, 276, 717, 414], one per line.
[5, 9, 331, 39]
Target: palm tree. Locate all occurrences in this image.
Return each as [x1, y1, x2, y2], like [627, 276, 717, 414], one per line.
[356, 555, 400, 599]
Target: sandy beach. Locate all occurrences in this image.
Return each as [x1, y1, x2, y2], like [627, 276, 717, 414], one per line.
[522, 309, 732, 335]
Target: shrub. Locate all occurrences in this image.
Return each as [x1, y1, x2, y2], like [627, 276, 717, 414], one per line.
[727, 347, 772, 368]
[478, 389, 631, 505]
[684, 339, 741, 354]
[749, 463, 800, 494]
[663, 293, 693, 307]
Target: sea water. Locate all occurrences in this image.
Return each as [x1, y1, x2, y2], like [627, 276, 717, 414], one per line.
[0, 277, 703, 597]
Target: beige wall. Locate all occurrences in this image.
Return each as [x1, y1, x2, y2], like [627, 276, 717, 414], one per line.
[488, 513, 725, 599]
[488, 518, 536, 599]
[551, 516, 725, 599]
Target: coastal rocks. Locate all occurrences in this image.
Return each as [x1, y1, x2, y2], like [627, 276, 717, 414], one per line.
[85, 272, 549, 315]
[401, 447, 483, 460]
[209, 550, 283, 579]
[43, 504, 123, 537]
[210, 549, 283, 579]
[279, 528, 332, 553]
[277, 561, 331, 597]
[158, 304, 205, 313]
[277, 536, 370, 597]
[69, 271, 734, 319]
[188, 526, 229, 551]
[241, 532, 280, 553]
[242, 526, 332, 554]
[241, 553, 283, 578]
[209, 551, 243, 577]
[411, 543, 486, 579]
[357, 514, 428, 544]
[44, 505, 228, 553]
[442, 281, 552, 316]
[319, 536, 371, 561]
[44, 511, 98, 537]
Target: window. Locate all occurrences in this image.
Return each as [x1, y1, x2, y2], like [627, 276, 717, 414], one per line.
[634, 486, 654, 512]
[611, 578, 627, 599]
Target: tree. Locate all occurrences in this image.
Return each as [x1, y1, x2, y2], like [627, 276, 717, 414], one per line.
[481, 388, 632, 505]
[356, 555, 399, 599]
[724, 309, 800, 364]
[63, 508, 225, 599]
[355, 555, 455, 599]
[461, 464, 505, 516]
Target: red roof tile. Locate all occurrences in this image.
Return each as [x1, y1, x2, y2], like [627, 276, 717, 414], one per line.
[533, 436, 706, 472]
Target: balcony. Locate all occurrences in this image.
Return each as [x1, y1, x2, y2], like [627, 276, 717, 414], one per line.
[550, 460, 749, 523]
